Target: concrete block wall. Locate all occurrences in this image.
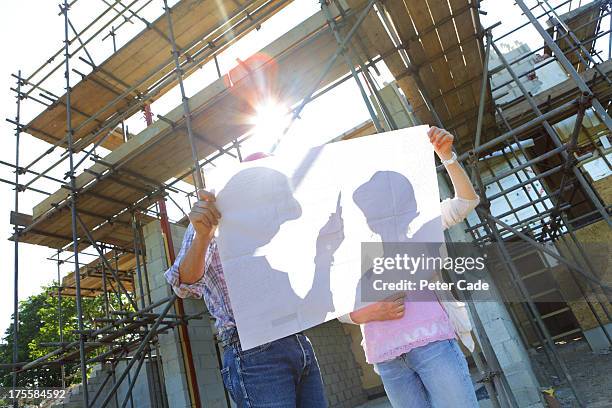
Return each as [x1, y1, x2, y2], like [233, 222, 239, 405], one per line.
[115, 359, 155, 408]
[141, 220, 229, 408]
[342, 323, 384, 396]
[141, 220, 191, 407]
[89, 364, 119, 408]
[51, 364, 118, 408]
[305, 320, 368, 408]
[51, 361, 155, 408]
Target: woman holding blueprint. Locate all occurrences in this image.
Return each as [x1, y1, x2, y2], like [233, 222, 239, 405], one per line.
[339, 126, 481, 408]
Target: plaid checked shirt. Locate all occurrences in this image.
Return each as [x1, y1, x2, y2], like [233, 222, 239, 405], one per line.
[164, 223, 235, 339]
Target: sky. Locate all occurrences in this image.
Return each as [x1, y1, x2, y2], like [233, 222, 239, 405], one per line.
[0, 0, 607, 339]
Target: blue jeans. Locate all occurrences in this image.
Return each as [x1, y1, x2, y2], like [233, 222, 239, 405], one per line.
[221, 333, 327, 407]
[374, 339, 478, 408]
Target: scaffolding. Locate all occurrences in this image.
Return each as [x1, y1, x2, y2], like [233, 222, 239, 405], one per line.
[2, 0, 611, 407]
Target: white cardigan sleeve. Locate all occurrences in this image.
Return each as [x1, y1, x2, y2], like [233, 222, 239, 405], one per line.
[337, 313, 357, 325]
[440, 196, 480, 230]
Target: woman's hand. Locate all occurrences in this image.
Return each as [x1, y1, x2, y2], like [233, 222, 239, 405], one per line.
[349, 292, 406, 324]
[427, 126, 454, 161]
[428, 126, 479, 202]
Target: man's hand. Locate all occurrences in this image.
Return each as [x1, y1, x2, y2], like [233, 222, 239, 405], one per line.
[350, 292, 406, 324]
[428, 126, 454, 161]
[188, 190, 221, 240]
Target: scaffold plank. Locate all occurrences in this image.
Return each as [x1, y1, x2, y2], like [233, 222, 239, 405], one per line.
[405, 0, 461, 117]
[369, 0, 495, 152]
[58, 251, 136, 298]
[24, 0, 288, 152]
[372, 1, 429, 124]
[428, 1, 478, 118]
[384, 0, 451, 123]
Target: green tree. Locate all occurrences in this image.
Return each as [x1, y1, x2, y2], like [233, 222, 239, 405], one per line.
[0, 283, 128, 387]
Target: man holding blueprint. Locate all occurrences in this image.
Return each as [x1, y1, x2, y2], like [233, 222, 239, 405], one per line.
[164, 151, 330, 408]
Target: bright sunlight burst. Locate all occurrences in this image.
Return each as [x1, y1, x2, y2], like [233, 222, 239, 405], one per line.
[250, 100, 291, 150]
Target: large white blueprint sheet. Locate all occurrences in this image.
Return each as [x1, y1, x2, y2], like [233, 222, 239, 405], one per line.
[208, 126, 444, 349]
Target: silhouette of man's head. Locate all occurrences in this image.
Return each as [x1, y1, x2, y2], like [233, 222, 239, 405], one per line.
[353, 171, 419, 238]
[217, 167, 301, 253]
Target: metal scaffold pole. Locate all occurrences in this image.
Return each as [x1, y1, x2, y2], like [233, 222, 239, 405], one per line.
[98, 295, 177, 408]
[162, 0, 205, 191]
[320, 0, 384, 132]
[10, 70, 22, 408]
[443, 234, 518, 408]
[56, 250, 66, 389]
[491, 100, 612, 316]
[490, 39, 611, 228]
[61, 1, 90, 405]
[161, 2, 205, 406]
[475, 30, 492, 150]
[514, 0, 612, 131]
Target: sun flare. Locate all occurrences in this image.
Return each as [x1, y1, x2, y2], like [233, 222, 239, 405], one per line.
[250, 100, 290, 148]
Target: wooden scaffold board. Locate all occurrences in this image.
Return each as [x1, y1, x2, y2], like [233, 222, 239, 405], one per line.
[24, 0, 290, 152]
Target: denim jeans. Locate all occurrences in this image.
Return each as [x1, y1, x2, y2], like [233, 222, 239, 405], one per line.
[374, 339, 478, 408]
[221, 333, 328, 407]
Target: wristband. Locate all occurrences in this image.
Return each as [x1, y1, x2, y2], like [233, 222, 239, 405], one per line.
[441, 151, 457, 166]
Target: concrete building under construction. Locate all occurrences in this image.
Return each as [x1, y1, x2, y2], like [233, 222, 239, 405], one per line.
[2, 0, 611, 407]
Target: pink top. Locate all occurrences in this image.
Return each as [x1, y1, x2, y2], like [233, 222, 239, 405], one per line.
[363, 301, 455, 363]
[359, 197, 479, 364]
